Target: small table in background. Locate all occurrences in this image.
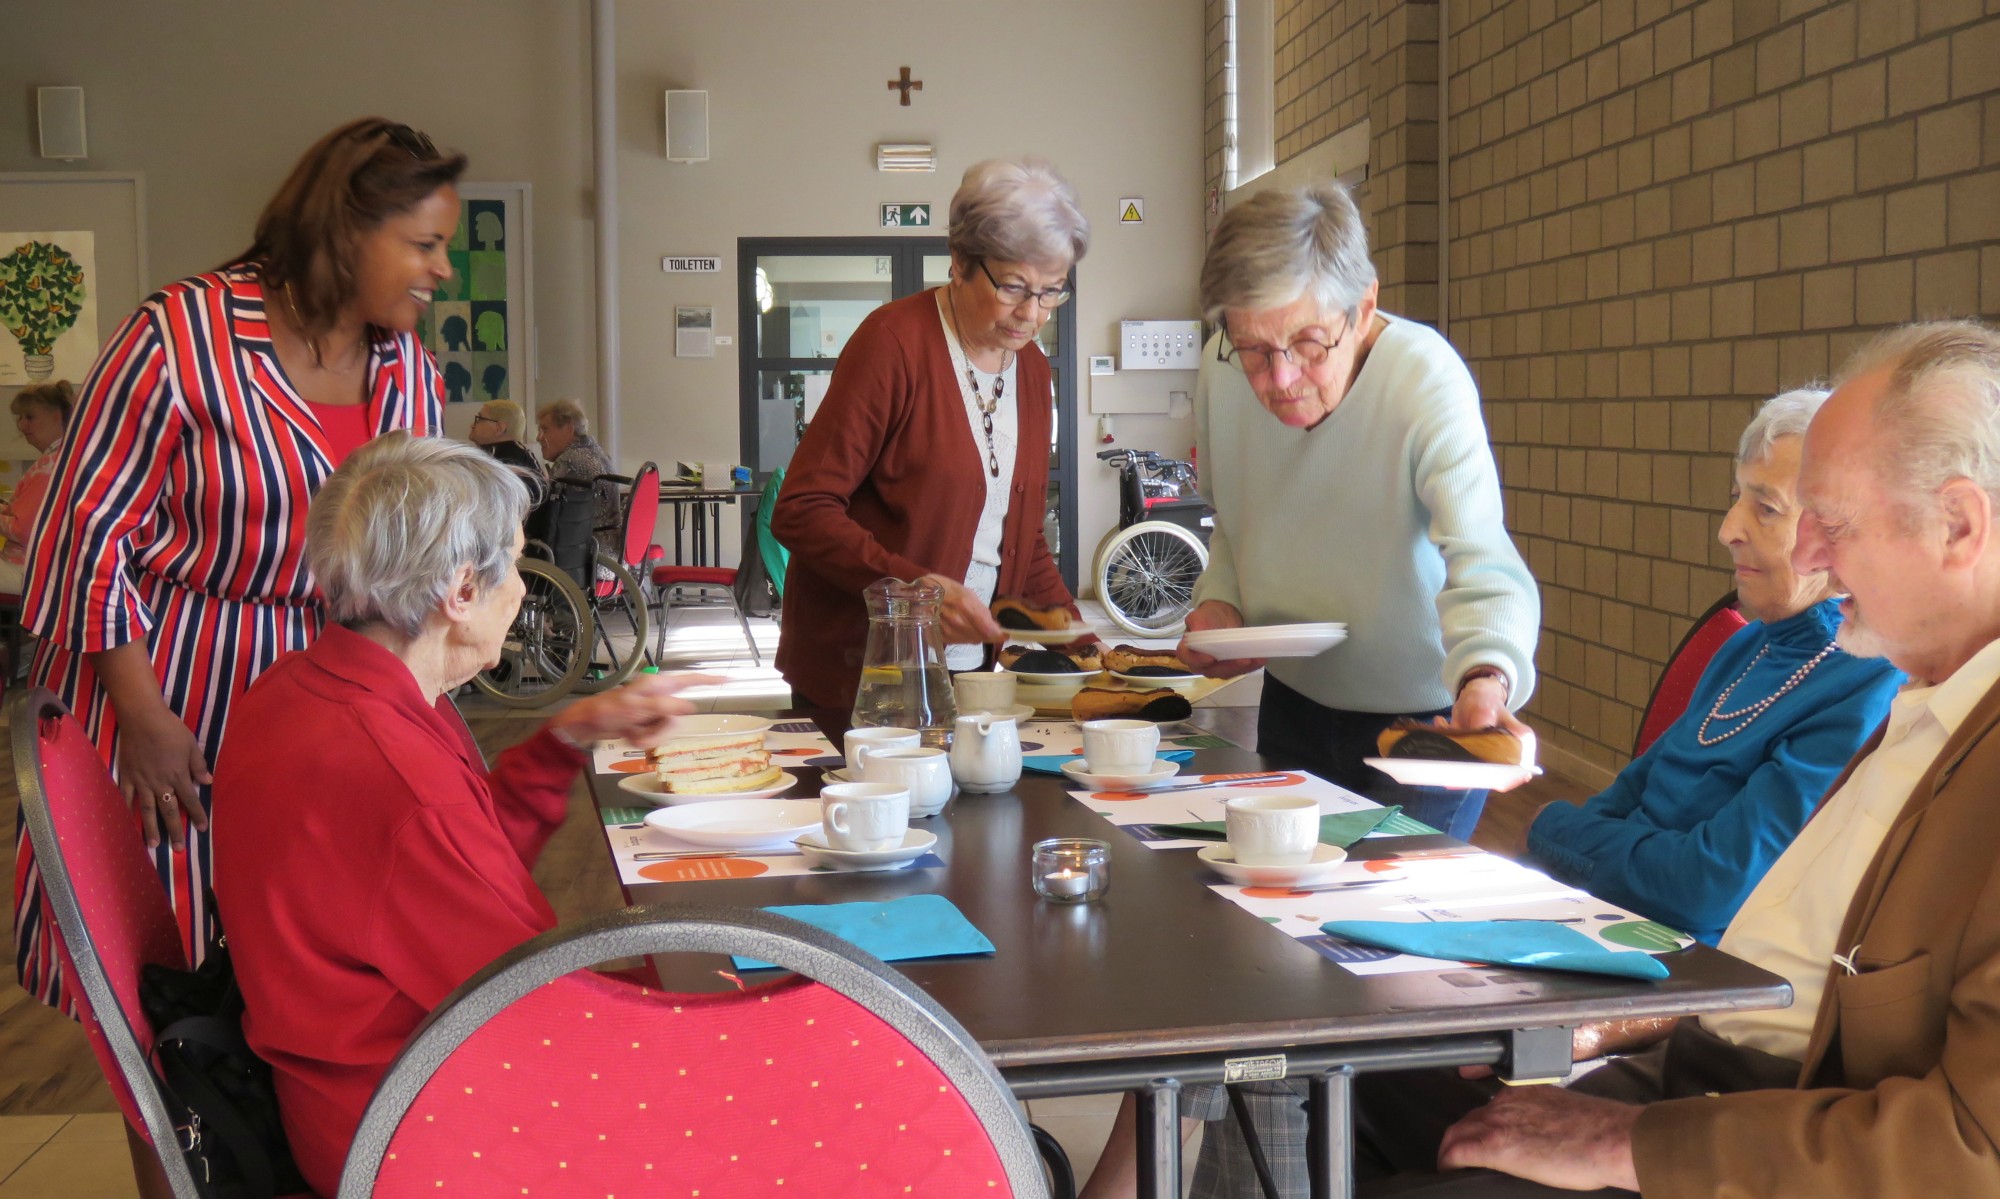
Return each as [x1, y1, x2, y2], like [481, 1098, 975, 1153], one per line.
[656, 482, 758, 566]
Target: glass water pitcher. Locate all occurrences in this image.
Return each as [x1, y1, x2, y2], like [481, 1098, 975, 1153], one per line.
[851, 577, 958, 748]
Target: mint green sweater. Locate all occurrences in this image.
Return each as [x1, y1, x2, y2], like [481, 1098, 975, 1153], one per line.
[1192, 314, 1538, 714]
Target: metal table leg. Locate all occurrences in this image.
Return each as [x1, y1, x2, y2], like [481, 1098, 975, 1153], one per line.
[1135, 1078, 1183, 1199]
[1307, 1066, 1354, 1199]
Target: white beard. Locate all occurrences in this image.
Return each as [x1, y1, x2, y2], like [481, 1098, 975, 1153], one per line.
[1836, 614, 1890, 660]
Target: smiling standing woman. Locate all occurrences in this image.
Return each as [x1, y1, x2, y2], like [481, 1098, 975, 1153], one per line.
[771, 157, 1090, 714]
[11, 117, 459, 1015]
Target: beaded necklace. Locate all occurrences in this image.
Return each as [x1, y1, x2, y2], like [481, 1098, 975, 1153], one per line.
[943, 286, 1014, 479]
[1695, 640, 1839, 746]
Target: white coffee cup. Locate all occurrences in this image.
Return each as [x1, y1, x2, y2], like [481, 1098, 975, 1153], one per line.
[861, 746, 954, 818]
[1224, 795, 1320, 866]
[1081, 719, 1161, 775]
[844, 727, 920, 776]
[819, 782, 910, 852]
[953, 670, 1018, 713]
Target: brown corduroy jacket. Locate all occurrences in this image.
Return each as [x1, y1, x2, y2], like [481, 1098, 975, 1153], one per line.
[771, 289, 1075, 711]
[1632, 671, 2000, 1196]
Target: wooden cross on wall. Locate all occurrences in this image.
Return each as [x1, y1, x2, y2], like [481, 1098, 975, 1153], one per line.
[888, 66, 923, 105]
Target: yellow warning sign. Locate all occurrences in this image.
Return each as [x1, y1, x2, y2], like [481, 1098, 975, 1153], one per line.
[1118, 197, 1144, 224]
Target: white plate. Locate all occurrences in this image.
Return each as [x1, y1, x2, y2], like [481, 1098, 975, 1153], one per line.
[1182, 623, 1347, 659]
[997, 626, 1094, 645]
[1198, 842, 1349, 887]
[1059, 757, 1184, 790]
[644, 799, 823, 849]
[1006, 669, 1093, 688]
[618, 770, 798, 806]
[1363, 757, 1540, 791]
[958, 703, 1037, 723]
[1110, 669, 1203, 687]
[654, 713, 776, 740]
[793, 828, 939, 871]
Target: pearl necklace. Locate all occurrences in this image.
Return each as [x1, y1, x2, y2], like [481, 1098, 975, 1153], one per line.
[1695, 640, 1839, 746]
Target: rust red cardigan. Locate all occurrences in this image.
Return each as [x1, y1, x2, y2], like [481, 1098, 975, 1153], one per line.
[772, 289, 1077, 709]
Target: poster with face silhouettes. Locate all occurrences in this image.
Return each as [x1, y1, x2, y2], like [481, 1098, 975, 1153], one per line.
[416, 189, 528, 406]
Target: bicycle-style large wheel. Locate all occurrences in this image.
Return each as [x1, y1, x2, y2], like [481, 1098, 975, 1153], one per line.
[1093, 520, 1209, 637]
[473, 557, 593, 708]
[574, 553, 652, 693]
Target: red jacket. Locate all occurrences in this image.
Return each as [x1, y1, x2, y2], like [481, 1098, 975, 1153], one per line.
[772, 289, 1076, 709]
[211, 625, 577, 1197]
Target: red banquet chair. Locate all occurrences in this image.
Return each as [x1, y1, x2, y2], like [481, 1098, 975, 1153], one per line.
[1633, 590, 1747, 756]
[14, 687, 206, 1198]
[338, 904, 1047, 1198]
[650, 513, 764, 665]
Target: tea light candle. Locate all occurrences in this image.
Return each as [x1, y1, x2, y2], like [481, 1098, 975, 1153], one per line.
[1032, 837, 1110, 903]
[1044, 868, 1091, 898]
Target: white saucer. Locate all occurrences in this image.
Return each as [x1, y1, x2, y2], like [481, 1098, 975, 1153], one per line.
[958, 703, 1036, 723]
[1363, 757, 1540, 791]
[1182, 623, 1347, 659]
[999, 626, 1094, 645]
[793, 828, 939, 871]
[1197, 842, 1349, 887]
[618, 770, 799, 806]
[644, 799, 822, 849]
[654, 713, 776, 740]
[1110, 669, 1203, 687]
[1059, 757, 1183, 790]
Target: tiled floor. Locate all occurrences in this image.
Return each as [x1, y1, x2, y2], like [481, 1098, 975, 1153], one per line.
[0, 1113, 137, 1198]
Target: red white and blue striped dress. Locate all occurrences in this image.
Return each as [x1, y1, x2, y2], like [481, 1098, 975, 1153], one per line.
[11, 268, 442, 1011]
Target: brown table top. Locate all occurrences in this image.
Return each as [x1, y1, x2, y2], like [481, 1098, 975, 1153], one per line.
[594, 741, 1790, 1071]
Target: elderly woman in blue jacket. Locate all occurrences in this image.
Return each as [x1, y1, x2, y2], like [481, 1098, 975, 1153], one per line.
[1520, 386, 1903, 945]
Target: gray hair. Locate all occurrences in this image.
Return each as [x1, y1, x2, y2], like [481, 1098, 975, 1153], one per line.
[1737, 387, 1830, 466]
[307, 431, 530, 639]
[947, 157, 1090, 268]
[540, 397, 589, 435]
[1200, 181, 1377, 325]
[479, 399, 526, 439]
[1836, 320, 2000, 521]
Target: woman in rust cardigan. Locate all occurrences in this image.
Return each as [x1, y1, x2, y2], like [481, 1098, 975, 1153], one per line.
[772, 158, 1092, 711]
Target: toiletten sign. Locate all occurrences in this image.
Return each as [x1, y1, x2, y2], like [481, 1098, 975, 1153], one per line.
[661, 256, 721, 272]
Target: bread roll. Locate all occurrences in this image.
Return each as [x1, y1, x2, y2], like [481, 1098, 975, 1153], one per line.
[991, 597, 1073, 631]
[1071, 686, 1193, 723]
[1375, 722, 1532, 766]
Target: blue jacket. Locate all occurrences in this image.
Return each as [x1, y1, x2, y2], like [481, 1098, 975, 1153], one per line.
[1528, 597, 1901, 944]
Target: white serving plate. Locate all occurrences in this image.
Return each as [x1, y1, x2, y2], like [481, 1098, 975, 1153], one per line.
[1363, 757, 1540, 791]
[643, 799, 822, 849]
[1005, 670, 1090, 699]
[793, 828, 939, 871]
[654, 713, 775, 740]
[1197, 842, 1349, 887]
[958, 702, 1037, 723]
[1182, 623, 1347, 659]
[617, 770, 798, 806]
[997, 626, 1094, 645]
[1058, 758, 1184, 790]
[1110, 669, 1203, 687]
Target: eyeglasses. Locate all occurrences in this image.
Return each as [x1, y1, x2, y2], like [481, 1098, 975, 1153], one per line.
[1217, 320, 1350, 374]
[472, 414, 501, 426]
[383, 123, 441, 161]
[978, 260, 1072, 309]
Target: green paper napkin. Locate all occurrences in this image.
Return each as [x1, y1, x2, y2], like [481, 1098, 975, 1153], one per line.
[734, 895, 996, 971]
[1319, 919, 1672, 980]
[1152, 805, 1402, 848]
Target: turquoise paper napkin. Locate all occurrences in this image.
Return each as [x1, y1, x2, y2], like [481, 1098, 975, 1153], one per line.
[1318, 919, 1671, 980]
[1152, 805, 1403, 848]
[734, 894, 997, 970]
[1026, 749, 1196, 775]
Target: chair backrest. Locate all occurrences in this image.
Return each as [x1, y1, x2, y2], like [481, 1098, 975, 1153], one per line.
[340, 905, 1046, 1199]
[756, 467, 790, 600]
[13, 688, 203, 1196]
[618, 461, 661, 570]
[1634, 590, 1748, 756]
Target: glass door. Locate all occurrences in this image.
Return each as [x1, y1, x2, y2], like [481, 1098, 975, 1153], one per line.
[739, 237, 1078, 591]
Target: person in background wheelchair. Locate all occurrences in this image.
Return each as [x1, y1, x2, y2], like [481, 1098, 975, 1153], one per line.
[536, 396, 619, 558]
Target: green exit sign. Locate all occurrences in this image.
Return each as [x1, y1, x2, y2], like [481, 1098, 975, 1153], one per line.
[881, 203, 932, 227]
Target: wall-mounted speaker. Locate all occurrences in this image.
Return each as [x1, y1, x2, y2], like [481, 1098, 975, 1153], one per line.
[664, 89, 708, 163]
[37, 87, 87, 161]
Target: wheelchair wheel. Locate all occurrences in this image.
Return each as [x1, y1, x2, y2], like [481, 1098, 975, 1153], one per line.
[472, 557, 593, 708]
[574, 553, 652, 693]
[1093, 520, 1209, 637]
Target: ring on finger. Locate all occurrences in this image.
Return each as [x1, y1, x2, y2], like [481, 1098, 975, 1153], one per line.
[159, 789, 178, 807]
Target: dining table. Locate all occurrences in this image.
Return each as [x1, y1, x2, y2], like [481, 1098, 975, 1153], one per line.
[656, 481, 758, 566]
[587, 722, 1791, 1199]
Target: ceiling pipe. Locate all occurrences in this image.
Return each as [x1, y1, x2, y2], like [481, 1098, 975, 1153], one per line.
[592, 0, 621, 462]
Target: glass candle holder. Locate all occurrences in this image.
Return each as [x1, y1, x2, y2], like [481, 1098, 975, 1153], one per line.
[1032, 837, 1110, 903]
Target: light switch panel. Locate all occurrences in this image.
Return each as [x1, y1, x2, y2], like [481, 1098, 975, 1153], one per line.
[1120, 320, 1203, 370]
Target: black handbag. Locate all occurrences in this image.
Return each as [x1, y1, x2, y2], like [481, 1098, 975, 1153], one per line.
[138, 935, 307, 1199]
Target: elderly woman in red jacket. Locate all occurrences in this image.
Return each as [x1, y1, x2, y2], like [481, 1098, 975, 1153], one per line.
[212, 432, 708, 1197]
[771, 157, 1091, 713]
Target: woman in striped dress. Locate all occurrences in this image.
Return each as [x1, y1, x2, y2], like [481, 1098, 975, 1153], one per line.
[12, 118, 465, 1012]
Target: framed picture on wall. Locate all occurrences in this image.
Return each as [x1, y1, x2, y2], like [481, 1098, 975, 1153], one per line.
[418, 181, 535, 411]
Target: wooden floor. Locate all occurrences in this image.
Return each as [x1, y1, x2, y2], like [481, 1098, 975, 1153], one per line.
[0, 702, 1593, 1118]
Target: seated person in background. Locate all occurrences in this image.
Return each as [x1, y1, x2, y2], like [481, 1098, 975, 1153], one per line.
[1361, 319, 2000, 1197]
[212, 432, 710, 1197]
[536, 395, 620, 557]
[468, 397, 540, 474]
[1519, 387, 1902, 946]
[0, 379, 74, 593]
